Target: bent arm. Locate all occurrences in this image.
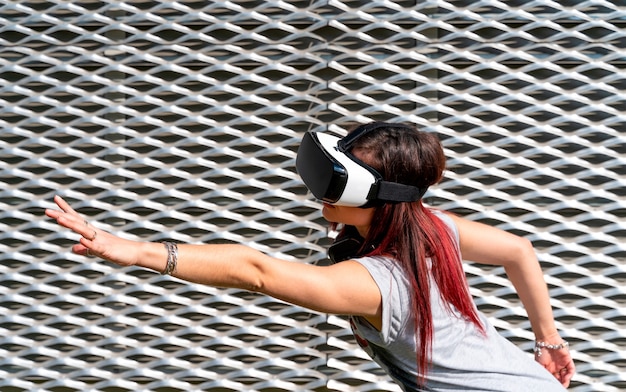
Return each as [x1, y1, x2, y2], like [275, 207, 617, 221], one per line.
[446, 213, 575, 386]
[445, 213, 558, 339]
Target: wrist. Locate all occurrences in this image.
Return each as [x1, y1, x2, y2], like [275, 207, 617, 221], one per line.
[135, 241, 168, 271]
[535, 330, 562, 343]
[532, 329, 570, 358]
[534, 339, 569, 357]
[161, 241, 179, 275]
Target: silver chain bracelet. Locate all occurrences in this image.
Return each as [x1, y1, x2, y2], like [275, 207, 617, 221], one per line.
[534, 340, 569, 357]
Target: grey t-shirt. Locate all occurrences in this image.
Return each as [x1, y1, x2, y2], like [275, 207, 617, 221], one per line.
[350, 213, 566, 392]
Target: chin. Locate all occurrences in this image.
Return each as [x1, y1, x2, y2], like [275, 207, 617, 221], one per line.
[321, 204, 336, 222]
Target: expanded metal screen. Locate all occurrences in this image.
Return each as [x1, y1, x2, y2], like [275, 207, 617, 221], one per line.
[1, 1, 625, 391]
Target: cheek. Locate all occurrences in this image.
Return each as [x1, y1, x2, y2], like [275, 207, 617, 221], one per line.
[322, 205, 374, 226]
[330, 207, 373, 226]
[350, 208, 374, 227]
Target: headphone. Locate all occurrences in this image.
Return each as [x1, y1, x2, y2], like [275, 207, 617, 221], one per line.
[327, 226, 366, 263]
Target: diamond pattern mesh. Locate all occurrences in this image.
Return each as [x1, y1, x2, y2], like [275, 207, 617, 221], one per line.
[1, 1, 625, 391]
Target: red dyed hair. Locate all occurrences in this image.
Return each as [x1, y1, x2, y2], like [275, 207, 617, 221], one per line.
[346, 123, 485, 384]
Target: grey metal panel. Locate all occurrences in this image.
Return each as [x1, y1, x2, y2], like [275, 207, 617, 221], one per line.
[0, 1, 624, 391]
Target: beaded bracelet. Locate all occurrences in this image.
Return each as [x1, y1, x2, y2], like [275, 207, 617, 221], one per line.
[534, 340, 569, 357]
[162, 241, 178, 275]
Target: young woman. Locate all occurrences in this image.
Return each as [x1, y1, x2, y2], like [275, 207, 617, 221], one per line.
[45, 122, 575, 391]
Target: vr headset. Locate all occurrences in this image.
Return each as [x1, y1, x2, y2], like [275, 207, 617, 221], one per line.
[296, 122, 428, 207]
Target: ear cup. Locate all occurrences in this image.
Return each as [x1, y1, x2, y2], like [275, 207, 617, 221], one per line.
[328, 226, 365, 263]
[328, 236, 364, 263]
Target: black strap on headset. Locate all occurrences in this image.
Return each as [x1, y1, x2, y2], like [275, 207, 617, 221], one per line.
[374, 181, 427, 203]
[338, 122, 414, 151]
[340, 122, 429, 203]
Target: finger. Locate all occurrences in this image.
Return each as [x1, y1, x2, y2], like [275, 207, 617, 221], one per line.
[76, 221, 98, 242]
[53, 212, 84, 232]
[553, 364, 573, 387]
[54, 195, 83, 217]
[48, 207, 95, 240]
[78, 237, 103, 259]
[73, 243, 93, 257]
[568, 360, 576, 373]
[85, 228, 97, 241]
[46, 197, 78, 222]
[563, 363, 575, 386]
[44, 208, 61, 219]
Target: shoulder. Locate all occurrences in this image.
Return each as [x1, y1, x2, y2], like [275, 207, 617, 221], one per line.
[353, 256, 404, 281]
[352, 256, 413, 301]
[352, 256, 413, 340]
[430, 208, 460, 243]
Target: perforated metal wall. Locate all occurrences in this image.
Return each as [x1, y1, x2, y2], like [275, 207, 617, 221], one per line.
[0, 1, 624, 391]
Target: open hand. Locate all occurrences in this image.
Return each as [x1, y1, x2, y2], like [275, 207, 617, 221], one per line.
[45, 195, 139, 267]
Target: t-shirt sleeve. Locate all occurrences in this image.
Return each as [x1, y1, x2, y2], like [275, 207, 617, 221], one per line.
[353, 257, 413, 344]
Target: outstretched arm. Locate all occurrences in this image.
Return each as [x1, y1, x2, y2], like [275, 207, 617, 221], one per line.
[45, 195, 382, 325]
[445, 213, 575, 388]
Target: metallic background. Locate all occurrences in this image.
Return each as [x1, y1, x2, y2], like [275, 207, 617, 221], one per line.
[0, 1, 624, 391]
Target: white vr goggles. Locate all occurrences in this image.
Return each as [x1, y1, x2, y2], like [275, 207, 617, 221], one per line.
[296, 122, 428, 207]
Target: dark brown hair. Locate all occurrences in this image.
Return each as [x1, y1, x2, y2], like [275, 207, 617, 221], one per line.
[348, 122, 484, 383]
